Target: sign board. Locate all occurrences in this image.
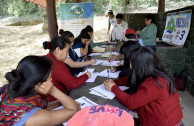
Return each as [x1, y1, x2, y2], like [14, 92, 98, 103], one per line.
[162, 9, 192, 47]
[60, 3, 93, 37]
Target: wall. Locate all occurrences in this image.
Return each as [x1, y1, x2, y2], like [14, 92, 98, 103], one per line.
[123, 5, 194, 95]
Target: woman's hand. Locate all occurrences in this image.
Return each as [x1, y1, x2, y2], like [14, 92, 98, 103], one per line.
[136, 30, 141, 34]
[85, 71, 91, 78]
[111, 48, 117, 52]
[35, 81, 54, 95]
[110, 67, 117, 73]
[108, 56, 117, 62]
[103, 41, 108, 45]
[89, 59, 96, 65]
[104, 79, 116, 91]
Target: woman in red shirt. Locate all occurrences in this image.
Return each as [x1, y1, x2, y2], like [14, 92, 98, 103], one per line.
[104, 47, 183, 126]
[43, 36, 91, 101]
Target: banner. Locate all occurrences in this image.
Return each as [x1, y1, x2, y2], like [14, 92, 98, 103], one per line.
[162, 9, 192, 47]
[60, 3, 93, 37]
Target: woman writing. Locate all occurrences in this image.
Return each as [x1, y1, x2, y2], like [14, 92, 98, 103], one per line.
[43, 36, 91, 101]
[104, 47, 183, 126]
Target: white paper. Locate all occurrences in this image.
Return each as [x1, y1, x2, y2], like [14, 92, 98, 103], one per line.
[100, 45, 107, 48]
[92, 59, 105, 65]
[109, 42, 117, 45]
[93, 46, 106, 52]
[101, 60, 120, 66]
[77, 68, 97, 82]
[53, 96, 98, 126]
[97, 69, 120, 79]
[89, 84, 129, 99]
[88, 53, 103, 56]
[101, 52, 119, 57]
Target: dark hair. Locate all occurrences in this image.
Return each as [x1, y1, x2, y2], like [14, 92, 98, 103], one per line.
[127, 47, 175, 95]
[108, 10, 113, 15]
[125, 34, 137, 39]
[43, 36, 70, 52]
[5, 56, 52, 98]
[74, 32, 91, 44]
[145, 14, 156, 24]
[59, 29, 74, 40]
[116, 14, 123, 19]
[120, 41, 141, 68]
[85, 25, 93, 33]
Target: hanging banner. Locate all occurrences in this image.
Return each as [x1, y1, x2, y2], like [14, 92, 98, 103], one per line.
[60, 3, 93, 37]
[162, 9, 192, 47]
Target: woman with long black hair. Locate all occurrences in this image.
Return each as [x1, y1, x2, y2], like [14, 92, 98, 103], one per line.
[104, 47, 183, 126]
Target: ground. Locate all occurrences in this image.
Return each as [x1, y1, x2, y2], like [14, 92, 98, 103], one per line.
[0, 16, 194, 126]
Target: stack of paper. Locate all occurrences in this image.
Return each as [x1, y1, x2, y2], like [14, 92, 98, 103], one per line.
[92, 59, 105, 66]
[89, 84, 129, 99]
[101, 60, 120, 66]
[109, 42, 117, 45]
[101, 52, 119, 57]
[53, 96, 98, 126]
[92, 46, 106, 53]
[77, 68, 98, 82]
[98, 69, 120, 78]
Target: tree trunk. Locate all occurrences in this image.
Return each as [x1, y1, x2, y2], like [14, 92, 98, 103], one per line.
[158, 0, 165, 12]
[76, 0, 81, 3]
[46, 0, 58, 40]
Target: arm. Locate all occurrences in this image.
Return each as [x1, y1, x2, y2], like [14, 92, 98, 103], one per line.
[80, 42, 90, 56]
[53, 63, 88, 89]
[25, 82, 80, 126]
[139, 24, 157, 39]
[47, 100, 61, 111]
[111, 79, 162, 109]
[64, 58, 95, 68]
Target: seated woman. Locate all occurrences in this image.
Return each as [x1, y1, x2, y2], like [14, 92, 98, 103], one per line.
[83, 25, 108, 49]
[68, 32, 92, 76]
[0, 56, 80, 126]
[136, 14, 157, 49]
[59, 29, 96, 71]
[104, 47, 183, 126]
[43, 36, 91, 101]
[110, 41, 141, 78]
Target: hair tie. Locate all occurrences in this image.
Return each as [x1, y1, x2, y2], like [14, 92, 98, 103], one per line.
[47, 42, 51, 49]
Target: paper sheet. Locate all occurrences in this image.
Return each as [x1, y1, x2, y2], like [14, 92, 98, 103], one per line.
[53, 96, 98, 126]
[89, 84, 129, 99]
[97, 69, 120, 78]
[77, 68, 97, 82]
[101, 52, 119, 57]
[101, 60, 120, 66]
[92, 59, 105, 65]
[92, 46, 106, 53]
[88, 53, 103, 56]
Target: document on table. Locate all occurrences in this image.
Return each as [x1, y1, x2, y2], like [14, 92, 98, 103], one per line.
[92, 59, 105, 66]
[101, 60, 120, 66]
[77, 68, 97, 82]
[89, 84, 129, 99]
[88, 52, 103, 56]
[97, 69, 120, 78]
[53, 96, 98, 126]
[92, 46, 106, 53]
[101, 52, 119, 57]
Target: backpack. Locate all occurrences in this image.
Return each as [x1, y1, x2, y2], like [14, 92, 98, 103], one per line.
[173, 70, 187, 91]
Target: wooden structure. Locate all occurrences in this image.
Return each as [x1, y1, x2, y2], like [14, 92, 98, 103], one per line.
[158, 0, 165, 12]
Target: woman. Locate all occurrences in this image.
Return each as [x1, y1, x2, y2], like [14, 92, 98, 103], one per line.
[43, 36, 91, 101]
[69, 32, 91, 76]
[104, 47, 183, 126]
[0, 56, 80, 126]
[136, 14, 157, 49]
[59, 29, 96, 72]
[110, 41, 141, 78]
[107, 10, 116, 38]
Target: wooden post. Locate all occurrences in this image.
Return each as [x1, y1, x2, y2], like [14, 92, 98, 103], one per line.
[46, 0, 58, 40]
[76, 0, 81, 3]
[158, 0, 165, 12]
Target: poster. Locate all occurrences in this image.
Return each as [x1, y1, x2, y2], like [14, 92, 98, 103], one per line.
[162, 9, 192, 47]
[60, 3, 93, 37]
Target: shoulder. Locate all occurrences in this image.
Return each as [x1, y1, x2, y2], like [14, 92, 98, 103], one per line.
[141, 76, 168, 88]
[150, 23, 157, 29]
[73, 42, 84, 49]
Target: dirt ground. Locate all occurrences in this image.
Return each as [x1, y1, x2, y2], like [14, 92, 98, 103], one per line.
[0, 16, 109, 86]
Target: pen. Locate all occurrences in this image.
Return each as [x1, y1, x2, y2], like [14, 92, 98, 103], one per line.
[86, 66, 88, 72]
[81, 103, 85, 106]
[107, 69, 109, 78]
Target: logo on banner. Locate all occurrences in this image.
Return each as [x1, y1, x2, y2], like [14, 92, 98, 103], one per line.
[166, 18, 175, 34]
[70, 5, 84, 15]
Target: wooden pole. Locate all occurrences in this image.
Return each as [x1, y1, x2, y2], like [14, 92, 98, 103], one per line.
[46, 0, 58, 40]
[158, 0, 165, 12]
[76, 0, 81, 3]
